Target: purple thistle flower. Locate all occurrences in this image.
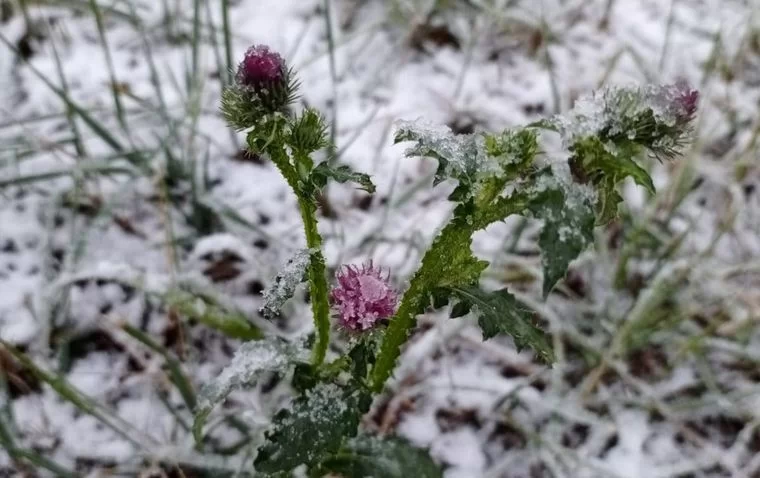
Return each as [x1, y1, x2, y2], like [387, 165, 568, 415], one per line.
[222, 44, 299, 129]
[236, 45, 285, 89]
[655, 80, 699, 124]
[330, 262, 397, 332]
[671, 80, 699, 122]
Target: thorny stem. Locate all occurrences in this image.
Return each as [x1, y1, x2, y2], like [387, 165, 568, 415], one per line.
[297, 198, 331, 366]
[371, 221, 483, 392]
[371, 193, 532, 392]
[370, 232, 448, 392]
[266, 140, 330, 366]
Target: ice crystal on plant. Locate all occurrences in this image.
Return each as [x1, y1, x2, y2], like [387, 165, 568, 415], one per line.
[550, 82, 698, 160]
[260, 249, 314, 319]
[395, 120, 500, 191]
[195, 338, 305, 419]
[330, 261, 397, 332]
[199, 340, 288, 409]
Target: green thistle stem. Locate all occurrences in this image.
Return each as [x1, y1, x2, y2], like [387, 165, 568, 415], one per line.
[297, 197, 331, 366]
[370, 242, 443, 392]
[262, 136, 330, 366]
[371, 221, 474, 392]
[371, 193, 532, 392]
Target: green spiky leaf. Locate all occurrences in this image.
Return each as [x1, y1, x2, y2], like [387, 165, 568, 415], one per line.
[255, 382, 372, 474]
[447, 286, 554, 363]
[347, 338, 377, 383]
[527, 184, 596, 297]
[567, 135, 655, 224]
[569, 136, 655, 193]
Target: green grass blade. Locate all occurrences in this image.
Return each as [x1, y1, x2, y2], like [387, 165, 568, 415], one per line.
[165, 289, 263, 342]
[48, 25, 86, 158]
[0, 163, 136, 188]
[221, 0, 234, 85]
[121, 324, 198, 411]
[88, 0, 129, 133]
[0, 415, 77, 477]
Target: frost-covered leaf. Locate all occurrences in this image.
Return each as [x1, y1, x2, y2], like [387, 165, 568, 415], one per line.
[527, 176, 596, 297]
[310, 163, 375, 194]
[193, 338, 305, 442]
[568, 136, 653, 225]
[312, 434, 442, 478]
[394, 120, 499, 191]
[447, 286, 554, 364]
[254, 382, 372, 474]
[483, 128, 539, 174]
[260, 249, 313, 319]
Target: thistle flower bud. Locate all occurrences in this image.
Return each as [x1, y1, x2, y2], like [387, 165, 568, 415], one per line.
[236, 45, 285, 90]
[555, 82, 699, 162]
[330, 262, 397, 332]
[221, 44, 299, 130]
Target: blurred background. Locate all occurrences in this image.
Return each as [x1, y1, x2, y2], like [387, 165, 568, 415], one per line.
[1, 0, 759, 476]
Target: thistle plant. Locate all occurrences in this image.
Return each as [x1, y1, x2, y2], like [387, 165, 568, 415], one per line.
[193, 44, 698, 477]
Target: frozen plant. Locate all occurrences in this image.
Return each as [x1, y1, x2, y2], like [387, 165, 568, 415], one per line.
[197, 44, 699, 477]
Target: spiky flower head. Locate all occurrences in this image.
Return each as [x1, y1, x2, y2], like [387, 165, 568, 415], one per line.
[555, 82, 699, 163]
[220, 44, 299, 130]
[603, 81, 699, 160]
[330, 262, 397, 332]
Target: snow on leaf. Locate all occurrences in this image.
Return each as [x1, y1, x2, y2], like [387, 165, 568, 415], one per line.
[394, 119, 499, 192]
[260, 248, 313, 319]
[483, 128, 539, 172]
[193, 338, 305, 442]
[312, 433, 443, 478]
[526, 171, 596, 298]
[254, 382, 372, 474]
[447, 286, 554, 364]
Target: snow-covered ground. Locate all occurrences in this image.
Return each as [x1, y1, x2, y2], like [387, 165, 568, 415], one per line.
[1, 0, 760, 476]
